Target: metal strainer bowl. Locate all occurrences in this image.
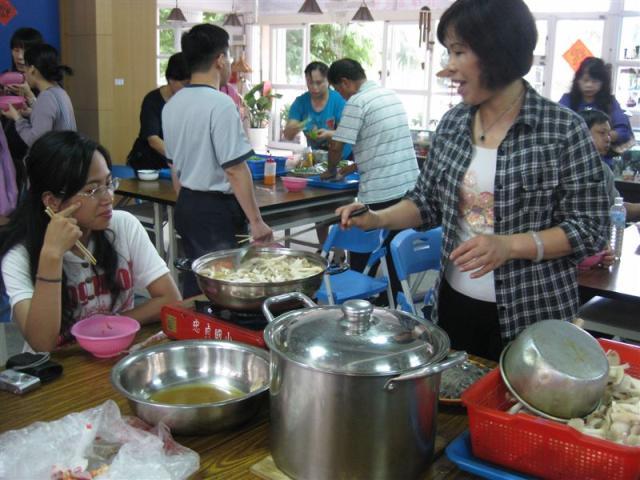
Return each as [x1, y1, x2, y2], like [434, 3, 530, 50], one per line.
[499, 320, 609, 421]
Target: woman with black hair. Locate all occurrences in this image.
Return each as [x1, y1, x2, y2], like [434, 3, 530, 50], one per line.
[1, 44, 76, 147]
[127, 52, 189, 171]
[336, 0, 609, 361]
[559, 57, 633, 166]
[2, 27, 44, 183]
[0, 131, 181, 352]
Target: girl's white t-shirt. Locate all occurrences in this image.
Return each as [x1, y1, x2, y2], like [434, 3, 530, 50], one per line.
[445, 145, 497, 303]
[1, 210, 169, 349]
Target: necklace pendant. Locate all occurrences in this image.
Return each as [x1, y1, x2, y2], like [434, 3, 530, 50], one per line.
[480, 134, 485, 142]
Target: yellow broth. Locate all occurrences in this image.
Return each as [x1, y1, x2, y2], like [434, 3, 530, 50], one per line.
[149, 383, 245, 405]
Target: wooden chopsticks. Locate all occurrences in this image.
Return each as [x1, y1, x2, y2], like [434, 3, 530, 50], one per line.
[44, 207, 97, 265]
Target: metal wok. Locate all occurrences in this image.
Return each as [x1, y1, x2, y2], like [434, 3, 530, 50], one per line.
[185, 247, 327, 311]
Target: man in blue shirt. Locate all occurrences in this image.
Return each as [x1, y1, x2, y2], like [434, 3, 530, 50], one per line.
[284, 61, 351, 159]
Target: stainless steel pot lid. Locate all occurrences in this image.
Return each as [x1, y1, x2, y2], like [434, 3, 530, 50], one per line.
[263, 297, 450, 376]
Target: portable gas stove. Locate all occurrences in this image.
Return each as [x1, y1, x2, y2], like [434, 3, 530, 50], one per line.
[161, 296, 269, 349]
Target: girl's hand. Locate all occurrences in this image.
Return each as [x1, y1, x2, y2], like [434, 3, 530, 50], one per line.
[450, 234, 513, 279]
[0, 104, 20, 121]
[42, 203, 83, 259]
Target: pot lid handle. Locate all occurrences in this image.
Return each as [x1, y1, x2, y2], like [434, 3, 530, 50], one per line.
[341, 299, 375, 335]
[262, 292, 317, 322]
[383, 351, 467, 392]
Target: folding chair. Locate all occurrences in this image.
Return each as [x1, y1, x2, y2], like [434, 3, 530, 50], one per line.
[316, 225, 394, 308]
[390, 227, 442, 317]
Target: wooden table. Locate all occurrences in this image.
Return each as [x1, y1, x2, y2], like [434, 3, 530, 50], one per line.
[0, 326, 480, 479]
[115, 178, 356, 279]
[578, 224, 640, 302]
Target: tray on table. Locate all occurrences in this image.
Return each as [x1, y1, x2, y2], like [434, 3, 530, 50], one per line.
[306, 172, 359, 190]
[446, 430, 533, 480]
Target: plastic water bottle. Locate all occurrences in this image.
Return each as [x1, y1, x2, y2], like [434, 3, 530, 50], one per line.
[609, 197, 626, 260]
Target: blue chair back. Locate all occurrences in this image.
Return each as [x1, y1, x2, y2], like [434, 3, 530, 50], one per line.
[391, 227, 442, 282]
[390, 227, 442, 316]
[321, 225, 388, 255]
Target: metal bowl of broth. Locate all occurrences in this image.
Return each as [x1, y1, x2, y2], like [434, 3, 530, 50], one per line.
[111, 340, 270, 435]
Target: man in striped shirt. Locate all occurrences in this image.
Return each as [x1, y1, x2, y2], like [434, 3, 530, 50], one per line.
[323, 58, 420, 297]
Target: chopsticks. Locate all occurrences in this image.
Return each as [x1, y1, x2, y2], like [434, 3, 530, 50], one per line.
[234, 206, 370, 246]
[44, 207, 97, 265]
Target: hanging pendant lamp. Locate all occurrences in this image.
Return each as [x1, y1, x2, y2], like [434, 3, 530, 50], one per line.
[352, 1, 374, 22]
[223, 12, 243, 26]
[167, 0, 187, 23]
[298, 0, 323, 14]
[224, 1, 243, 27]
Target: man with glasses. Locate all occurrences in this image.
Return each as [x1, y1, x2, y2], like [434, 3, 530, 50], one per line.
[162, 24, 272, 297]
[284, 61, 351, 159]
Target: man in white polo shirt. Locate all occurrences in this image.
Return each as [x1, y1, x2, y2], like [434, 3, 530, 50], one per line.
[163, 24, 272, 296]
[323, 58, 420, 299]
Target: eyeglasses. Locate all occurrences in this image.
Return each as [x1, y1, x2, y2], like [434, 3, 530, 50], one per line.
[75, 178, 120, 199]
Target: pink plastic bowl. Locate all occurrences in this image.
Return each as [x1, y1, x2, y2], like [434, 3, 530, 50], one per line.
[71, 314, 140, 358]
[578, 251, 606, 271]
[0, 72, 24, 86]
[0, 95, 26, 111]
[282, 176, 308, 192]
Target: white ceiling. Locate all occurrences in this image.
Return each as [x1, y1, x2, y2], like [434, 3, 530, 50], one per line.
[158, 0, 454, 16]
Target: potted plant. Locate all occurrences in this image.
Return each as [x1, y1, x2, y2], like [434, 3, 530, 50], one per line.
[244, 81, 282, 150]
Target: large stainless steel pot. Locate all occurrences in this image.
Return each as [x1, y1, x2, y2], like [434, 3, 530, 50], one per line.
[262, 292, 466, 480]
[188, 247, 327, 311]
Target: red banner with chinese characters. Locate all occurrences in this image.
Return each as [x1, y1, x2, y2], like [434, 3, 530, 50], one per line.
[563, 39, 594, 72]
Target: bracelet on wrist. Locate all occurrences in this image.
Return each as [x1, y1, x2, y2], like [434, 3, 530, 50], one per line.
[36, 275, 62, 283]
[529, 231, 544, 262]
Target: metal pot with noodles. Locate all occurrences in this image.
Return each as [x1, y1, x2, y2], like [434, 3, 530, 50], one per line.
[181, 247, 328, 311]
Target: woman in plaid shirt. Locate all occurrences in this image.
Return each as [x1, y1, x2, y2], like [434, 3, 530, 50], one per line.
[337, 0, 609, 361]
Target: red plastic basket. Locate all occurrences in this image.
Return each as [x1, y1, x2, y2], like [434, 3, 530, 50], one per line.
[462, 338, 640, 480]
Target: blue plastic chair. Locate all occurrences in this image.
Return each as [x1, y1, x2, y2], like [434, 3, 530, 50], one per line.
[390, 227, 442, 317]
[316, 225, 394, 308]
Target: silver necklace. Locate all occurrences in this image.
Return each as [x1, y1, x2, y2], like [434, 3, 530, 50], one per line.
[478, 88, 525, 142]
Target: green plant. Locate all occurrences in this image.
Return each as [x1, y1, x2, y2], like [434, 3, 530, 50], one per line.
[243, 81, 282, 128]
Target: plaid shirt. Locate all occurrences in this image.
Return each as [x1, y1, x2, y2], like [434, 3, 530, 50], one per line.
[407, 82, 609, 341]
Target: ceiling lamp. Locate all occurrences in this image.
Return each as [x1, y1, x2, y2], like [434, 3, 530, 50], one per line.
[167, 0, 187, 23]
[352, 1, 374, 22]
[298, 0, 323, 14]
[232, 52, 252, 73]
[223, 12, 243, 26]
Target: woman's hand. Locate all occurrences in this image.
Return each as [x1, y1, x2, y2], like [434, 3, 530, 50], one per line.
[0, 104, 20, 121]
[336, 202, 379, 230]
[600, 247, 614, 268]
[41, 203, 83, 259]
[315, 129, 333, 141]
[450, 234, 513, 279]
[6, 81, 34, 101]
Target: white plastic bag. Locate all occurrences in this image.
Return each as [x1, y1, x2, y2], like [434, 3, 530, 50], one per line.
[0, 400, 199, 480]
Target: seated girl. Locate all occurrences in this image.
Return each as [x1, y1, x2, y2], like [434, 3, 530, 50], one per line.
[0, 131, 181, 352]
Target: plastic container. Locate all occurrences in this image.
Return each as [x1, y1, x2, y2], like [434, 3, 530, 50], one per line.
[0, 72, 25, 86]
[246, 154, 287, 180]
[0, 95, 26, 111]
[71, 314, 140, 358]
[462, 338, 640, 480]
[264, 155, 276, 186]
[282, 176, 308, 192]
[609, 197, 626, 260]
